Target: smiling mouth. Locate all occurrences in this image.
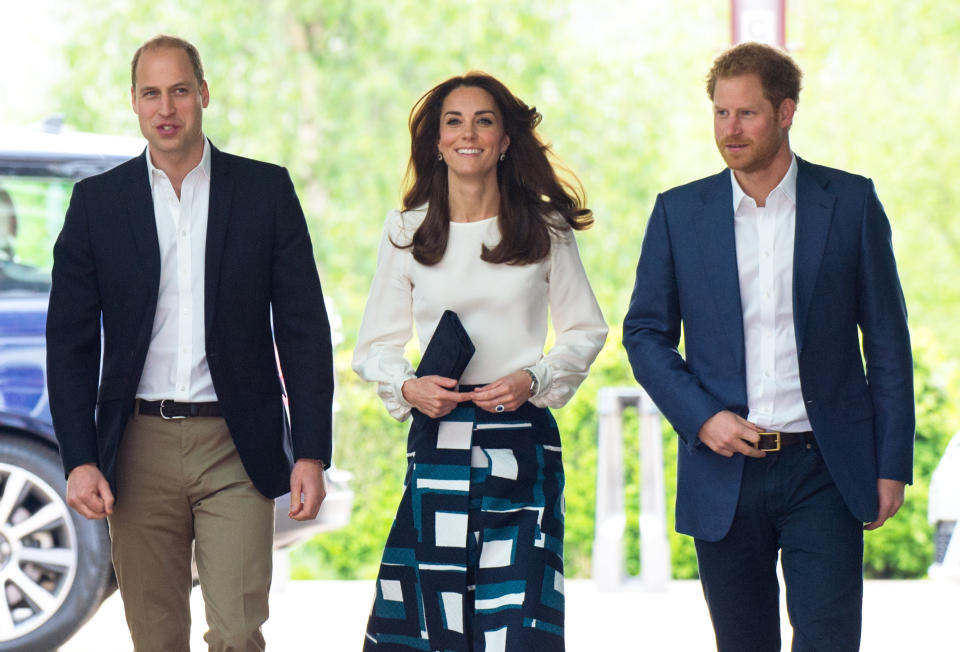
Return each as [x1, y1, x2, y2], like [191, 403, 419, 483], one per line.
[157, 124, 180, 135]
[456, 148, 482, 155]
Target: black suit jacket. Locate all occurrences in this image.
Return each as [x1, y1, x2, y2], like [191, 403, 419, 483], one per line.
[46, 145, 334, 499]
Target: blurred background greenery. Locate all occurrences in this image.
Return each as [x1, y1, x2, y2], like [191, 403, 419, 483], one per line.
[3, 0, 958, 580]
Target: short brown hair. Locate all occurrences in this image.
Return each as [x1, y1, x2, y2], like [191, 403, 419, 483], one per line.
[706, 42, 802, 110]
[131, 35, 204, 89]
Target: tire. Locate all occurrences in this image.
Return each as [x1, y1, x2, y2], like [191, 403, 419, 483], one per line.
[0, 436, 114, 651]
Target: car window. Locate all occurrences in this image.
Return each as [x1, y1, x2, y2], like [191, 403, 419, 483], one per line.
[0, 175, 69, 293]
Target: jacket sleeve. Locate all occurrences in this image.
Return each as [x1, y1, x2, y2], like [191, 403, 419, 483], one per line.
[857, 180, 915, 482]
[270, 169, 334, 467]
[46, 181, 103, 475]
[622, 193, 725, 448]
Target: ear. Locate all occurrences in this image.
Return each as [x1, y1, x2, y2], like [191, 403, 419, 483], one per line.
[200, 80, 210, 109]
[131, 86, 138, 114]
[500, 134, 510, 155]
[778, 98, 796, 129]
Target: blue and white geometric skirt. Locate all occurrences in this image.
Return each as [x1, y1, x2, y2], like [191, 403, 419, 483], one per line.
[363, 402, 566, 651]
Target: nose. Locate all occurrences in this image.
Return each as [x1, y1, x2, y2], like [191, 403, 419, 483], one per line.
[159, 92, 175, 116]
[727, 115, 742, 135]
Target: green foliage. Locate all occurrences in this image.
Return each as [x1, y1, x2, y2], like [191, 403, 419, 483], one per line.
[292, 377, 406, 579]
[863, 333, 958, 578]
[51, 0, 960, 581]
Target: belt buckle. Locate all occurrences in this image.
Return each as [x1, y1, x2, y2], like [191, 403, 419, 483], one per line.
[159, 399, 186, 420]
[756, 431, 781, 452]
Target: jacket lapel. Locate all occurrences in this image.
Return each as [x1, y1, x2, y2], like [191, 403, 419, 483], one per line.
[792, 158, 836, 352]
[693, 170, 746, 365]
[122, 151, 161, 300]
[205, 144, 234, 339]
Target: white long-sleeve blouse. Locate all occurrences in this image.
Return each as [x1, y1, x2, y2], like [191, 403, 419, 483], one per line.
[352, 206, 608, 422]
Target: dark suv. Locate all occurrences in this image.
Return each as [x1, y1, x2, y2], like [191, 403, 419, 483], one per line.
[0, 122, 351, 651]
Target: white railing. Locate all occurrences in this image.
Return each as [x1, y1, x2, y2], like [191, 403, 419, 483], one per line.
[593, 387, 670, 591]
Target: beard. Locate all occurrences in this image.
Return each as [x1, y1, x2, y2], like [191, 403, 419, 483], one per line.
[716, 133, 786, 174]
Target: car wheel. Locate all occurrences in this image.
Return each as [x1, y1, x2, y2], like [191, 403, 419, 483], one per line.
[0, 436, 114, 651]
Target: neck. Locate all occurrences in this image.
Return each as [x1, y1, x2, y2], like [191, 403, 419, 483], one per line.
[733, 145, 792, 207]
[447, 173, 500, 222]
[150, 136, 205, 198]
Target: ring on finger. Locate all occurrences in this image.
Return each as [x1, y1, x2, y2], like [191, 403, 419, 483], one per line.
[495, 404, 505, 413]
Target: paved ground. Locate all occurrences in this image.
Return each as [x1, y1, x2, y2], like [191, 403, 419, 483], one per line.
[61, 575, 957, 650]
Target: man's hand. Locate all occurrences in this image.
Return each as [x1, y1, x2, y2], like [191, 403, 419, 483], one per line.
[401, 376, 466, 419]
[864, 478, 906, 531]
[470, 371, 532, 414]
[66, 463, 114, 520]
[289, 459, 326, 521]
[697, 410, 766, 458]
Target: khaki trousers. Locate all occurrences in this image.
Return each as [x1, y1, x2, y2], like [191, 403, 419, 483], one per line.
[108, 407, 275, 652]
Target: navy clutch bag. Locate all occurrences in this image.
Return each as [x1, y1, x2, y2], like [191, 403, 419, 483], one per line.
[415, 310, 475, 381]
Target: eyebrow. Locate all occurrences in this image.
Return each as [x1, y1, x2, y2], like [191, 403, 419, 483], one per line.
[443, 110, 497, 117]
[138, 81, 194, 92]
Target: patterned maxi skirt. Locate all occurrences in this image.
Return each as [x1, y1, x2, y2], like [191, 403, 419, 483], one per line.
[363, 401, 566, 651]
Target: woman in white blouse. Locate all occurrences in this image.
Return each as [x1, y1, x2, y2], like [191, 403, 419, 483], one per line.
[353, 72, 607, 651]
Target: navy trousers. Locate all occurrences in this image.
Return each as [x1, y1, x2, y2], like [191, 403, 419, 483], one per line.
[694, 440, 864, 652]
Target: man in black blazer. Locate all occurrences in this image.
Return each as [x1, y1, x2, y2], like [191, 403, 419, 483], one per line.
[623, 43, 914, 651]
[46, 35, 334, 650]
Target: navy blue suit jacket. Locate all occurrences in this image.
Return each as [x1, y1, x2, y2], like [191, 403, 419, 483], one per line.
[46, 145, 334, 499]
[622, 157, 914, 541]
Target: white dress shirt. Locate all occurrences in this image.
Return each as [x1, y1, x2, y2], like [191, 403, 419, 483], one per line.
[136, 138, 217, 402]
[352, 207, 608, 421]
[731, 155, 811, 432]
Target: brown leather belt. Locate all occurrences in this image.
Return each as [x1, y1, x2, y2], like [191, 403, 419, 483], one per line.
[753, 431, 814, 452]
[139, 399, 221, 420]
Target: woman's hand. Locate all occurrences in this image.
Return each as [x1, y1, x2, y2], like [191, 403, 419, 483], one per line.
[401, 376, 466, 419]
[470, 370, 532, 413]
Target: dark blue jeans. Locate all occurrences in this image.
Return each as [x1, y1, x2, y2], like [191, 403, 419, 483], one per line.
[694, 440, 863, 652]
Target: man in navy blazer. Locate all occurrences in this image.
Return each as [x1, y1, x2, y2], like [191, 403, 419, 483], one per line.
[46, 36, 333, 650]
[623, 43, 914, 651]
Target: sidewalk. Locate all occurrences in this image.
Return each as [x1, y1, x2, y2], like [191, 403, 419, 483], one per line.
[62, 578, 956, 650]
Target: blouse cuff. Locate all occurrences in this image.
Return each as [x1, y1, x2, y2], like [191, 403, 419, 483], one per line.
[378, 374, 416, 422]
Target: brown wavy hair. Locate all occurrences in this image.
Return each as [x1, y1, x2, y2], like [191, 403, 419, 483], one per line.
[706, 42, 802, 110]
[398, 72, 593, 266]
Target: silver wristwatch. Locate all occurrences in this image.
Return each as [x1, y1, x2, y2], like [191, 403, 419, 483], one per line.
[522, 367, 539, 396]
